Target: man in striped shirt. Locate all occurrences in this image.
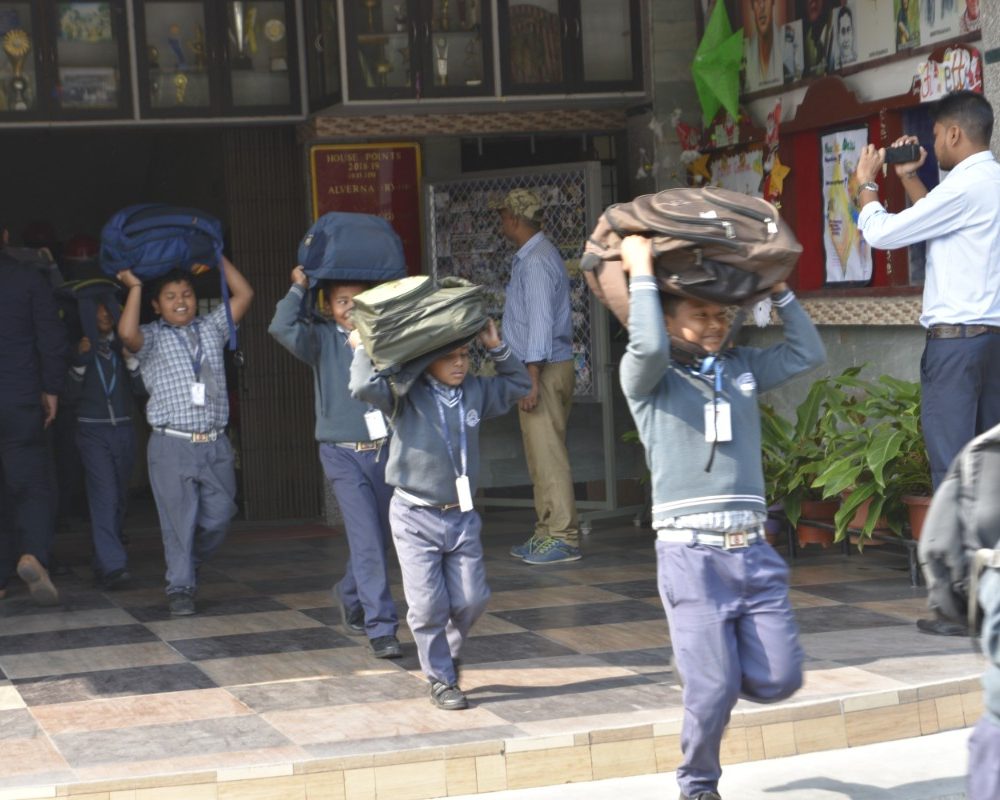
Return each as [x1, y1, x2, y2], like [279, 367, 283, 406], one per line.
[498, 189, 581, 565]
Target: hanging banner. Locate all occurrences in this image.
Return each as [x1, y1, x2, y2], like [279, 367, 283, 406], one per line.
[309, 142, 423, 275]
[711, 146, 764, 197]
[821, 128, 873, 285]
[917, 46, 983, 102]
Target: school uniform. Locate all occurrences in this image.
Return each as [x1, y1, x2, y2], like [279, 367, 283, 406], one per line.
[621, 278, 825, 799]
[268, 285, 397, 639]
[350, 341, 530, 687]
[68, 334, 143, 580]
[136, 304, 236, 597]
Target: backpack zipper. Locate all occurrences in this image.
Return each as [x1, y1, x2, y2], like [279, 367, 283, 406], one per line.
[703, 187, 779, 235]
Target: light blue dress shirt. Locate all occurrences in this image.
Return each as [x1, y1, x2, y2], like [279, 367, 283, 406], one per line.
[857, 150, 1000, 328]
[501, 232, 573, 364]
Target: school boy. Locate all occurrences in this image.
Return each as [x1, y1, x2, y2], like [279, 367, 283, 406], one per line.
[618, 236, 825, 800]
[117, 259, 253, 616]
[349, 321, 530, 709]
[69, 299, 144, 589]
[268, 266, 401, 658]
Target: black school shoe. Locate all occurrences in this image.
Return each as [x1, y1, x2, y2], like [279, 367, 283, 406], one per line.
[168, 591, 196, 616]
[680, 792, 722, 800]
[100, 568, 131, 591]
[370, 634, 402, 658]
[333, 583, 366, 636]
[430, 681, 468, 710]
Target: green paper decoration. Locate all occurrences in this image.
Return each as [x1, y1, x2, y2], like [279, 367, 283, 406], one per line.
[692, 1, 743, 127]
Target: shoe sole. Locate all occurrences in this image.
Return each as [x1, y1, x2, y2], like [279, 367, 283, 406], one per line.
[17, 558, 59, 606]
[523, 553, 583, 565]
[371, 647, 403, 659]
[429, 696, 469, 710]
[169, 607, 196, 617]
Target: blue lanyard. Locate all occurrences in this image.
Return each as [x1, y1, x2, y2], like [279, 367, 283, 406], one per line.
[94, 350, 118, 400]
[699, 354, 724, 394]
[169, 323, 203, 381]
[433, 390, 467, 479]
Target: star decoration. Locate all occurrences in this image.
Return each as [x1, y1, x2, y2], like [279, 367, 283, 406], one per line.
[691, 1, 742, 126]
[767, 155, 791, 197]
[687, 153, 712, 183]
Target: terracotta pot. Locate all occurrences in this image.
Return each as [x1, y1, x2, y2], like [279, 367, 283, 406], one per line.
[799, 499, 839, 522]
[845, 495, 891, 532]
[902, 494, 932, 540]
[796, 522, 834, 548]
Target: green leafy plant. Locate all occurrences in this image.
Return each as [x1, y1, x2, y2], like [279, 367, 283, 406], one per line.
[809, 370, 931, 542]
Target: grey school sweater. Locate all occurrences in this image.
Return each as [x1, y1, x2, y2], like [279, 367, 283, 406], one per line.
[621, 275, 825, 524]
[268, 285, 372, 443]
[350, 342, 531, 505]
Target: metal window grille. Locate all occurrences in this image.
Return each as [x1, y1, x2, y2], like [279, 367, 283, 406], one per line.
[426, 162, 604, 400]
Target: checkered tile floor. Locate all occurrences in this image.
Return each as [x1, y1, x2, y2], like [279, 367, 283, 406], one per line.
[0, 510, 983, 791]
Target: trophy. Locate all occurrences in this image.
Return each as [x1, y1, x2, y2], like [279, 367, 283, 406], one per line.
[190, 24, 207, 72]
[263, 18, 287, 72]
[2, 28, 31, 111]
[166, 24, 186, 69]
[228, 2, 254, 69]
[435, 38, 448, 86]
[173, 72, 188, 104]
[363, 0, 378, 32]
[440, 0, 450, 31]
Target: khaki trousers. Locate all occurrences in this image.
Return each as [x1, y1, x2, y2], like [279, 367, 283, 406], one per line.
[518, 359, 579, 545]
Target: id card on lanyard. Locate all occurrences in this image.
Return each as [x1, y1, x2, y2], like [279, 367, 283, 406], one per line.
[433, 390, 474, 512]
[170, 323, 205, 407]
[699, 355, 732, 443]
[95, 351, 118, 425]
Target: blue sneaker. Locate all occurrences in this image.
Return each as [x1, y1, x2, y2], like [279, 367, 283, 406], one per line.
[522, 537, 582, 565]
[510, 534, 545, 560]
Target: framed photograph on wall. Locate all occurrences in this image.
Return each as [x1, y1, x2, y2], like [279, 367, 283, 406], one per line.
[58, 66, 117, 107]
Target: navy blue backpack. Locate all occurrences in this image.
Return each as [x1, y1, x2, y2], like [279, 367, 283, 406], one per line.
[100, 204, 236, 348]
[298, 213, 407, 285]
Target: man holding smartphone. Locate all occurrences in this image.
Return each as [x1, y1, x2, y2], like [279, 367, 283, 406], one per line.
[854, 90, 1000, 634]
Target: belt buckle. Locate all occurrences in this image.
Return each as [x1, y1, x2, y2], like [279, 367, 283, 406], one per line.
[724, 531, 747, 549]
[191, 432, 211, 443]
[356, 442, 377, 452]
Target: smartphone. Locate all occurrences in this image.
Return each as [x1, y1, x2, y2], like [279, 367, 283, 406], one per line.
[884, 143, 921, 164]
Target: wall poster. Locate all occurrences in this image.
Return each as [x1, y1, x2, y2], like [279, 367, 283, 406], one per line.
[309, 142, 422, 274]
[821, 128, 873, 285]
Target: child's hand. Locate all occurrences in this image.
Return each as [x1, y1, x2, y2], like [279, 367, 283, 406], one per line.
[620, 235, 654, 277]
[479, 319, 501, 349]
[78, 337, 91, 355]
[291, 266, 308, 287]
[348, 329, 362, 350]
[117, 269, 142, 289]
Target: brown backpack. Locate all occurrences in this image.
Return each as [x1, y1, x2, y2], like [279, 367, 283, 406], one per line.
[581, 187, 802, 325]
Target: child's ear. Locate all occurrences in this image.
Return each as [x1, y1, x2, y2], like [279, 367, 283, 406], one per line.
[151, 298, 161, 315]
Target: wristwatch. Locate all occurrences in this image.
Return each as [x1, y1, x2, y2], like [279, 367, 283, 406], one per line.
[855, 181, 879, 205]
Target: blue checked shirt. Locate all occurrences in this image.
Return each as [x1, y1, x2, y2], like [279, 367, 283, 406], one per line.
[502, 232, 573, 364]
[136, 304, 230, 431]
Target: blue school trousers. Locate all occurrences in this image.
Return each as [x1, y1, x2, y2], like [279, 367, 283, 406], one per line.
[318, 443, 397, 639]
[389, 495, 490, 686]
[656, 538, 803, 798]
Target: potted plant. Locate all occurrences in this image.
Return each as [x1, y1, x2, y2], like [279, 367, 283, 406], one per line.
[760, 373, 850, 547]
[809, 371, 931, 545]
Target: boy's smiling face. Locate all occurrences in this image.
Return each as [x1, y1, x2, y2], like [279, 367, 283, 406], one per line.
[666, 298, 730, 353]
[325, 283, 367, 331]
[152, 279, 197, 327]
[427, 345, 471, 387]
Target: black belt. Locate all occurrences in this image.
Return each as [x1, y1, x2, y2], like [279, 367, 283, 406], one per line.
[927, 324, 1000, 340]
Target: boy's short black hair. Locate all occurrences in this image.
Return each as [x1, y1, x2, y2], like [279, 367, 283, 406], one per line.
[152, 268, 195, 298]
[320, 278, 375, 295]
[932, 90, 994, 146]
[660, 291, 684, 318]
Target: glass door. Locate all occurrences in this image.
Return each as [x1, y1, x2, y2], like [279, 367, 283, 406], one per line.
[222, 0, 300, 113]
[498, 0, 565, 94]
[137, 0, 215, 115]
[0, 3, 42, 117]
[345, 0, 418, 99]
[577, 0, 640, 91]
[49, 1, 131, 117]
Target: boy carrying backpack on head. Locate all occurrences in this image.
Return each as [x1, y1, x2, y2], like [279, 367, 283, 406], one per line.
[268, 266, 401, 659]
[117, 258, 253, 616]
[349, 320, 530, 709]
[619, 235, 825, 800]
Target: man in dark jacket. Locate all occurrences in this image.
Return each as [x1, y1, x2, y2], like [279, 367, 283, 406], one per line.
[0, 224, 68, 605]
[919, 422, 1000, 799]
